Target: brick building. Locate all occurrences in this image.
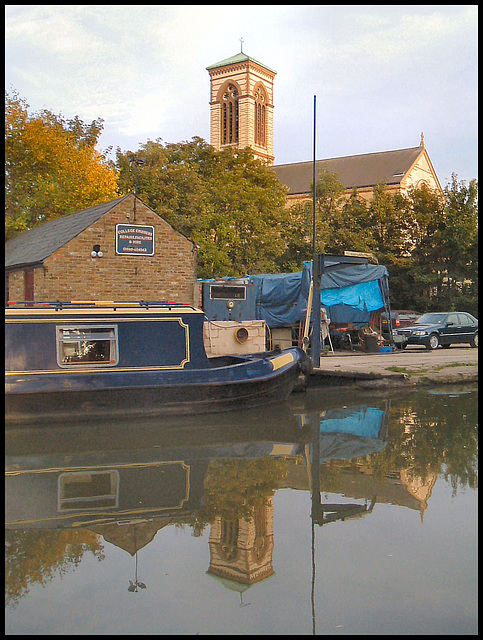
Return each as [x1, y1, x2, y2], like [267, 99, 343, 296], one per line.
[207, 51, 276, 165]
[5, 194, 197, 304]
[207, 51, 442, 200]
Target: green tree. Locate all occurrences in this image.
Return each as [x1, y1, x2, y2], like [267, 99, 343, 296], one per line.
[438, 175, 478, 314]
[5, 91, 119, 240]
[329, 187, 374, 255]
[368, 182, 413, 265]
[116, 138, 293, 278]
[387, 183, 445, 310]
[389, 178, 478, 315]
[303, 171, 374, 258]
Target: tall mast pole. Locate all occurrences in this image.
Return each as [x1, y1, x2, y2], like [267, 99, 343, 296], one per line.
[311, 95, 321, 367]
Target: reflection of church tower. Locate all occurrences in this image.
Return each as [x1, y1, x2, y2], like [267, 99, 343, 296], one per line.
[399, 468, 437, 523]
[206, 50, 276, 165]
[207, 497, 274, 585]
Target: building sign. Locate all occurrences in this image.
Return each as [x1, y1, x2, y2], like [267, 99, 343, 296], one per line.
[116, 225, 155, 256]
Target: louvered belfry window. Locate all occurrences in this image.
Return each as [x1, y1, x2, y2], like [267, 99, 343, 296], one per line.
[254, 86, 266, 147]
[222, 84, 239, 145]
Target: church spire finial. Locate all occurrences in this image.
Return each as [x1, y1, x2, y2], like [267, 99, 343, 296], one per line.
[420, 132, 425, 148]
[240, 37, 244, 53]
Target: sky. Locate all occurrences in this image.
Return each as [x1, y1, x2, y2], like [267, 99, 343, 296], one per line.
[5, 5, 478, 187]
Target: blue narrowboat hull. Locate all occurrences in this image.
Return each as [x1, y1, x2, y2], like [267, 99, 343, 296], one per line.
[5, 302, 309, 424]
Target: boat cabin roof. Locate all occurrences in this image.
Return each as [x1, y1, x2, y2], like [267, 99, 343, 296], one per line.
[5, 300, 203, 317]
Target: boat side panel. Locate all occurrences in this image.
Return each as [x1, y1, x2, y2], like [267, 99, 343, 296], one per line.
[5, 310, 211, 372]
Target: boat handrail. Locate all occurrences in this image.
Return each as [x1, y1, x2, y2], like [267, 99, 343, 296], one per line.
[6, 300, 198, 311]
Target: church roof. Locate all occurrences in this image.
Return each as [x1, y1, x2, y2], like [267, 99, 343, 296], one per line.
[272, 146, 424, 195]
[5, 195, 130, 270]
[206, 52, 276, 74]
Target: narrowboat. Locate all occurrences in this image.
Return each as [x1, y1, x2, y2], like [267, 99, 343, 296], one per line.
[5, 301, 310, 424]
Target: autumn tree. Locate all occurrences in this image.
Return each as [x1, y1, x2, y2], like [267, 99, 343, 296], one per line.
[5, 91, 119, 240]
[5, 528, 104, 608]
[116, 138, 293, 278]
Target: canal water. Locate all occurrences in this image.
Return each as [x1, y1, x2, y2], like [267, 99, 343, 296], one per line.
[5, 384, 478, 635]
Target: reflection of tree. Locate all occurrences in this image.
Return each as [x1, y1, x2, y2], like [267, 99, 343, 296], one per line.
[384, 392, 478, 496]
[182, 457, 288, 534]
[5, 529, 104, 608]
[203, 458, 288, 520]
[311, 392, 477, 499]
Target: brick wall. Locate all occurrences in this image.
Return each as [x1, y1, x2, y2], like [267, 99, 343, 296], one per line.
[7, 197, 197, 304]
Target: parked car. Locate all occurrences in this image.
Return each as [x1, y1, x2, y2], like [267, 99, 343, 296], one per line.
[394, 312, 478, 350]
[381, 310, 421, 334]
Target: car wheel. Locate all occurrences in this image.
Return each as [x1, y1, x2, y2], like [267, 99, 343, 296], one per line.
[427, 334, 440, 350]
[470, 332, 478, 348]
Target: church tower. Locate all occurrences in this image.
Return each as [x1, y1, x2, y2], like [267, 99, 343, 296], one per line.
[206, 49, 276, 165]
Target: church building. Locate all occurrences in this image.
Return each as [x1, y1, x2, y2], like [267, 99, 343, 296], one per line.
[207, 50, 276, 165]
[207, 51, 443, 201]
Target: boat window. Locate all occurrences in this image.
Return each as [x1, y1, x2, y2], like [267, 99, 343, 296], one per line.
[210, 285, 246, 300]
[57, 325, 118, 367]
[58, 470, 119, 511]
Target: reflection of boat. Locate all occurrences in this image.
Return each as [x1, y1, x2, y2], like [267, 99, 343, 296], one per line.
[5, 406, 307, 531]
[5, 301, 310, 424]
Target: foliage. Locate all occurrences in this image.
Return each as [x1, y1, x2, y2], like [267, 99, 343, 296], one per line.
[295, 167, 477, 314]
[5, 90, 119, 241]
[315, 391, 477, 502]
[5, 528, 104, 608]
[5, 89, 477, 314]
[116, 138, 292, 278]
[387, 177, 478, 314]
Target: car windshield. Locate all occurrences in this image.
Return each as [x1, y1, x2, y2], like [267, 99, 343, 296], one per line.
[415, 313, 446, 325]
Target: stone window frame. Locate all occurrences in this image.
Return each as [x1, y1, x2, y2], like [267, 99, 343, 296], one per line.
[253, 83, 268, 148]
[218, 81, 240, 146]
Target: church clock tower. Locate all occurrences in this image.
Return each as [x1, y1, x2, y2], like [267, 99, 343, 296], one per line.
[206, 50, 276, 165]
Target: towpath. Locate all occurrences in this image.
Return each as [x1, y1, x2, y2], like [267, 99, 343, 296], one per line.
[308, 345, 478, 389]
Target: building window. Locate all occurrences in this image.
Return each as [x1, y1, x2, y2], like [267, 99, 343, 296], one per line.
[222, 84, 239, 145]
[254, 87, 267, 147]
[57, 325, 118, 367]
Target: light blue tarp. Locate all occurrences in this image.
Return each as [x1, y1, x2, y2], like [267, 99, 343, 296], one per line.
[320, 279, 384, 312]
[317, 406, 387, 462]
[320, 407, 384, 439]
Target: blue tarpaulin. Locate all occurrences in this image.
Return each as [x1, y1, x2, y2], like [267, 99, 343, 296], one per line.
[200, 259, 390, 327]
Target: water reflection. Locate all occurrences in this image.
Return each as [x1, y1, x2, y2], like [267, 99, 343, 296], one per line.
[5, 386, 478, 633]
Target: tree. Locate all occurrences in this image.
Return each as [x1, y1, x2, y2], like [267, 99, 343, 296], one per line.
[387, 178, 478, 314]
[368, 182, 414, 265]
[439, 175, 478, 314]
[5, 528, 104, 608]
[5, 91, 119, 240]
[301, 171, 375, 258]
[116, 138, 293, 278]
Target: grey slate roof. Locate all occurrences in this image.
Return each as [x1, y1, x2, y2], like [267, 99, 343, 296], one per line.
[271, 146, 423, 195]
[5, 195, 130, 270]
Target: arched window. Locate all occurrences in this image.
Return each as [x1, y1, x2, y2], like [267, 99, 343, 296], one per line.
[222, 84, 239, 145]
[254, 86, 267, 147]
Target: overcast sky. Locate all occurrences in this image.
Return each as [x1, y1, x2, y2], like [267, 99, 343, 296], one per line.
[5, 5, 478, 186]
